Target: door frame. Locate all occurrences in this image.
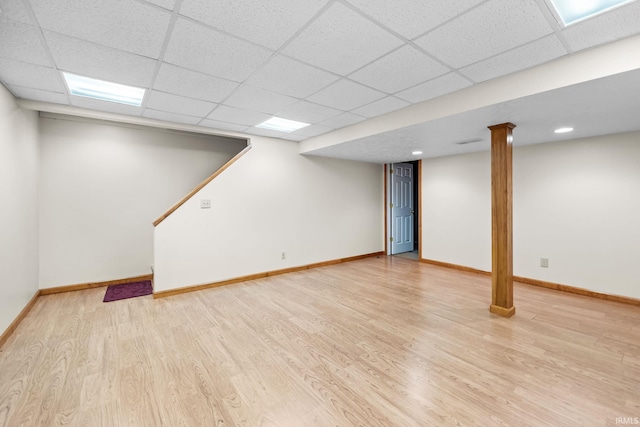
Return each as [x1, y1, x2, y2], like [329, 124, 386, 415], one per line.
[385, 160, 422, 258]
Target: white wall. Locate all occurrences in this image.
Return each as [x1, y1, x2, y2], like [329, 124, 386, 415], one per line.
[39, 115, 245, 288]
[154, 136, 384, 292]
[421, 151, 491, 271]
[0, 84, 39, 335]
[422, 131, 640, 299]
[513, 131, 640, 299]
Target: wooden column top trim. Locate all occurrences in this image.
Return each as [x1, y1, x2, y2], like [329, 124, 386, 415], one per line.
[488, 122, 516, 131]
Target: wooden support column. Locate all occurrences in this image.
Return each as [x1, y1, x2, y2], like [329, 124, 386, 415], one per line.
[489, 122, 516, 318]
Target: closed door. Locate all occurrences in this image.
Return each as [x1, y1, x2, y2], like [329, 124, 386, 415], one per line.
[391, 163, 413, 254]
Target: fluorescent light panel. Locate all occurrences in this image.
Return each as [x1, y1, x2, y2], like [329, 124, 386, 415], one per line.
[63, 72, 145, 106]
[547, 0, 636, 25]
[257, 117, 309, 133]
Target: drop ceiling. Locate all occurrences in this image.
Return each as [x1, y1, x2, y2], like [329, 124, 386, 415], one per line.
[305, 68, 640, 163]
[1, 0, 640, 162]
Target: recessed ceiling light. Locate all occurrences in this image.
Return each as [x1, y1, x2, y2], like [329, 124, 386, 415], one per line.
[412, 151, 423, 155]
[554, 127, 574, 134]
[546, 0, 635, 26]
[256, 117, 310, 133]
[63, 72, 146, 106]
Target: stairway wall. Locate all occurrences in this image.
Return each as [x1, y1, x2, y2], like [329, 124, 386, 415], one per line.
[38, 114, 246, 289]
[154, 135, 384, 292]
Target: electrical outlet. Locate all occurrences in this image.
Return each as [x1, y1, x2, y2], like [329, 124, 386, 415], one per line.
[200, 199, 211, 209]
[281, 252, 286, 260]
[540, 257, 549, 268]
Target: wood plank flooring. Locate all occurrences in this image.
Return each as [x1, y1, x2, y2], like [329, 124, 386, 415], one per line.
[1, 256, 639, 426]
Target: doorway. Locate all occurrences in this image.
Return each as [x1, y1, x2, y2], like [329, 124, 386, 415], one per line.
[386, 161, 420, 259]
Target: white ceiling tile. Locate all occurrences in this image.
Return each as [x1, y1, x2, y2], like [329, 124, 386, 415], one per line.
[154, 63, 239, 103]
[44, 31, 157, 88]
[288, 123, 333, 138]
[0, 0, 32, 24]
[8, 85, 68, 104]
[460, 35, 567, 83]
[199, 119, 249, 133]
[349, 45, 450, 93]
[275, 100, 341, 124]
[246, 55, 339, 98]
[351, 96, 410, 118]
[0, 19, 51, 66]
[29, 0, 171, 58]
[224, 85, 298, 115]
[320, 112, 366, 129]
[396, 73, 472, 103]
[164, 18, 273, 82]
[207, 105, 272, 127]
[144, 0, 175, 10]
[414, 0, 553, 68]
[0, 58, 64, 92]
[179, 0, 328, 50]
[3, 0, 636, 163]
[561, 0, 640, 52]
[307, 68, 640, 163]
[70, 96, 143, 116]
[346, 0, 485, 40]
[143, 109, 201, 125]
[282, 2, 404, 75]
[146, 90, 217, 117]
[307, 79, 386, 111]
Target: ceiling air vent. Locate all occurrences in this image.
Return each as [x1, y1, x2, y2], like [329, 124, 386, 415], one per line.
[454, 138, 484, 145]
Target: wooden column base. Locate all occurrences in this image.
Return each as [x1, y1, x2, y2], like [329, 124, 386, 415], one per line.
[490, 304, 516, 318]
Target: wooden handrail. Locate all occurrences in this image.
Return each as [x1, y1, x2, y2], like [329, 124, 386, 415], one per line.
[153, 143, 252, 226]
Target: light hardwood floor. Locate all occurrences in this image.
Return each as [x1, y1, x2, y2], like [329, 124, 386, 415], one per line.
[1, 256, 639, 426]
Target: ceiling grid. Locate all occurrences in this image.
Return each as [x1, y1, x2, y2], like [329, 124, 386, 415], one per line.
[0, 0, 639, 161]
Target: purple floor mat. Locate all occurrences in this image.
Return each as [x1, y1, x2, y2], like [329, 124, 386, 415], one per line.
[103, 280, 153, 302]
